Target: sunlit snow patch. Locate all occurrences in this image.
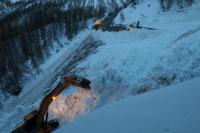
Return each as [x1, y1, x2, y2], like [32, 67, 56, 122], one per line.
[48, 88, 98, 124]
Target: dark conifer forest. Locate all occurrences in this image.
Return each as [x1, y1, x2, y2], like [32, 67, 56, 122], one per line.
[0, 0, 107, 94]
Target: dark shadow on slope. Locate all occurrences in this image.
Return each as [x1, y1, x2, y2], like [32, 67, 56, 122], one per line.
[173, 26, 200, 43]
[63, 35, 105, 74]
[44, 35, 105, 93]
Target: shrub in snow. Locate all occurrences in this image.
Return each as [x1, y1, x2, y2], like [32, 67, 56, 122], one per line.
[160, 0, 193, 11]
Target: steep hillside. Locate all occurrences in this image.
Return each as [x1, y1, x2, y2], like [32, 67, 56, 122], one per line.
[50, 0, 200, 129]
[0, 0, 200, 132]
[0, 0, 133, 95]
[70, 0, 200, 107]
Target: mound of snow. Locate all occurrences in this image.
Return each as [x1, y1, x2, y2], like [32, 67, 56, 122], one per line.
[56, 78, 200, 133]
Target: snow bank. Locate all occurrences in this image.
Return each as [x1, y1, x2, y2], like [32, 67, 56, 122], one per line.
[55, 77, 200, 133]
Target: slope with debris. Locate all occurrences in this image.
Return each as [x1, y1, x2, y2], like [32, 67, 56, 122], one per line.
[50, 0, 200, 129]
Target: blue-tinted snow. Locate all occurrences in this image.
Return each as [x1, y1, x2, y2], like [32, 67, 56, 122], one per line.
[1, 0, 200, 132]
[56, 77, 200, 133]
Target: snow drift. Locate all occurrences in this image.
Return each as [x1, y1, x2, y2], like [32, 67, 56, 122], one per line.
[55, 77, 200, 133]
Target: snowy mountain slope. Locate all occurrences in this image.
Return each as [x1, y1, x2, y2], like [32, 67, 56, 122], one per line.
[1, 0, 200, 132]
[50, 0, 200, 130]
[0, 31, 94, 132]
[71, 0, 200, 106]
[55, 77, 200, 133]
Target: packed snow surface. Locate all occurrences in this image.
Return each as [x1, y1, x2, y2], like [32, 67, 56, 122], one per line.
[55, 78, 200, 133]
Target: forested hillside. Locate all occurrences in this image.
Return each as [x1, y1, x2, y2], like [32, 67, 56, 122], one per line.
[0, 0, 118, 95]
[0, 0, 194, 93]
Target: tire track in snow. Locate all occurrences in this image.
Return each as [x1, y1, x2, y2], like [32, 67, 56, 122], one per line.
[173, 26, 200, 43]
